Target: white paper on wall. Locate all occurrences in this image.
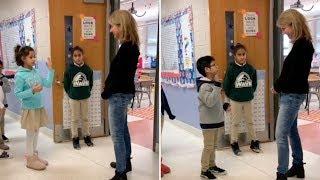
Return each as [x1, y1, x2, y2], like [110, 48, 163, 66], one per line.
[23, 15, 35, 47]
[63, 71, 102, 129]
[224, 70, 266, 134]
[0, 9, 36, 71]
[0, 26, 20, 69]
[161, 23, 179, 72]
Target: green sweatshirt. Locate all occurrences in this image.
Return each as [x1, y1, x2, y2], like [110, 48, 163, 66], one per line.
[223, 62, 257, 102]
[64, 63, 93, 100]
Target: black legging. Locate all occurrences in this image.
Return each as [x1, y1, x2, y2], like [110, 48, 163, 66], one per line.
[161, 87, 174, 116]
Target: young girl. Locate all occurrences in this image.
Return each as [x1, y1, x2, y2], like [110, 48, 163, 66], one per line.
[223, 43, 260, 156]
[63, 46, 93, 150]
[14, 45, 54, 170]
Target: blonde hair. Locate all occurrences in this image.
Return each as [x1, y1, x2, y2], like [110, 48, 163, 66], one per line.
[277, 9, 312, 41]
[109, 10, 140, 46]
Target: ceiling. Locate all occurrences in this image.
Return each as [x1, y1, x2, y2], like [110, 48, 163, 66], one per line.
[120, 0, 158, 22]
[284, 0, 320, 17]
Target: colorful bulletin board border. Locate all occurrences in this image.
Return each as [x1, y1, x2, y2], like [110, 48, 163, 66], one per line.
[161, 6, 196, 88]
[0, 9, 36, 73]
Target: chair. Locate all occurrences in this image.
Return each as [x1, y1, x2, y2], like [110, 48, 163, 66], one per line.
[306, 74, 320, 114]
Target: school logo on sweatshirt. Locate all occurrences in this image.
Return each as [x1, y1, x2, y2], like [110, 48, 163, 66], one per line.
[235, 72, 252, 88]
[72, 72, 89, 87]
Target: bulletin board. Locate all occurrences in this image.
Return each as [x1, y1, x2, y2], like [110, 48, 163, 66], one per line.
[161, 6, 196, 88]
[0, 9, 36, 71]
[224, 70, 266, 134]
[62, 71, 102, 129]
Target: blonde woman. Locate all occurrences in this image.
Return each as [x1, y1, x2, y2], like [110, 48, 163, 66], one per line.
[272, 9, 314, 180]
[101, 10, 140, 180]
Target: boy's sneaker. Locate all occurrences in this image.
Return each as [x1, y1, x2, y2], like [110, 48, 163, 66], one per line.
[201, 170, 216, 179]
[231, 142, 241, 156]
[84, 136, 94, 147]
[209, 166, 227, 175]
[72, 137, 81, 150]
[0, 151, 12, 159]
[2, 135, 9, 142]
[250, 140, 261, 153]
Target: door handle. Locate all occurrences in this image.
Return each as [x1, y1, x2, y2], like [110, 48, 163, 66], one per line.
[55, 80, 63, 86]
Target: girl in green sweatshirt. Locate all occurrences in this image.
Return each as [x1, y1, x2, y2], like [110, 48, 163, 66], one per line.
[223, 43, 261, 156]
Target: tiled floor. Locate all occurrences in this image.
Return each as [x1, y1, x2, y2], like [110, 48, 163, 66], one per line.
[128, 91, 155, 150]
[0, 116, 159, 180]
[297, 95, 320, 155]
[299, 122, 320, 155]
[161, 116, 320, 180]
[299, 110, 320, 123]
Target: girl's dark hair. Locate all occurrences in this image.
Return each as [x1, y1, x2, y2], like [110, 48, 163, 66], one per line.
[72, 46, 84, 55]
[196, 56, 215, 77]
[231, 43, 247, 55]
[14, 45, 34, 66]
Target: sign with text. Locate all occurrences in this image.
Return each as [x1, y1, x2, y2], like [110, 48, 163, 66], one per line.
[243, 12, 259, 36]
[81, 16, 96, 39]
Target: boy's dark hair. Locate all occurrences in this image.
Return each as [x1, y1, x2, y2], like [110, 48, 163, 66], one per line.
[14, 45, 35, 66]
[72, 46, 84, 55]
[196, 56, 215, 77]
[0, 60, 3, 68]
[231, 43, 247, 55]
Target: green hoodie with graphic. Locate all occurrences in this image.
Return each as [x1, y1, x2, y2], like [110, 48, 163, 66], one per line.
[64, 63, 93, 100]
[223, 62, 257, 102]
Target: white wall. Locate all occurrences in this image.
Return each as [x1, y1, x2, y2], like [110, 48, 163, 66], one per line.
[161, 0, 211, 60]
[0, 0, 51, 62]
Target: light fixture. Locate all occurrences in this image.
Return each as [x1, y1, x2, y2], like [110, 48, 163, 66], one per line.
[128, 2, 146, 17]
[290, 0, 318, 12]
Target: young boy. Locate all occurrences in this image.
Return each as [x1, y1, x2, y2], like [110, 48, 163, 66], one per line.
[64, 46, 94, 150]
[0, 61, 12, 142]
[196, 56, 228, 179]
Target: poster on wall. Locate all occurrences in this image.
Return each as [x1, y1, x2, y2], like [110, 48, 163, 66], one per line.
[224, 70, 266, 134]
[63, 71, 102, 129]
[0, 9, 36, 72]
[243, 12, 259, 36]
[81, 16, 96, 40]
[161, 6, 196, 88]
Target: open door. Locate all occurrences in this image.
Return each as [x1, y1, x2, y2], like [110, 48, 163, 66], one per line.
[49, 0, 107, 142]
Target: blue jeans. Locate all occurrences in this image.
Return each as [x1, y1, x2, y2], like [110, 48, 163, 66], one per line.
[108, 93, 134, 173]
[276, 93, 306, 174]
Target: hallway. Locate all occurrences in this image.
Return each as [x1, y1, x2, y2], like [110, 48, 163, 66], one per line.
[162, 117, 320, 180]
[0, 115, 159, 180]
